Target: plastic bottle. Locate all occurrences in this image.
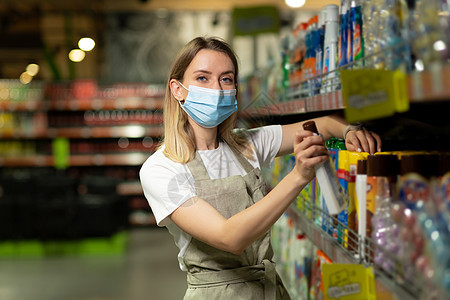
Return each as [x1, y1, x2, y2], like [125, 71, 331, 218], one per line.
[339, 0, 350, 67]
[347, 151, 368, 250]
[351, 0, 364, 68]
[356, 159, 367, 251]
[336, 149, 349, 244]
[367, 154, 399, 264]
[398, 154, 439, 210]
[347, 1, 354, 65]
[321, 5, 339, 93]
[315, 8, 327, 94]
[303, 121, 347, 215]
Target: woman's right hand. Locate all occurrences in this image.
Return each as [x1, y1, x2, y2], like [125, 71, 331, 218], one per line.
[292, 130, 329, 183]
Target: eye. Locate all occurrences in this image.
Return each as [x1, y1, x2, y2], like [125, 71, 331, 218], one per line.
[196, 76, 207, 82]
[221, 77, 234, 85]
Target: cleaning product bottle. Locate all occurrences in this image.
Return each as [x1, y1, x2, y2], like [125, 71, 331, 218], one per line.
[351, 0, 364, 68]
[321, 4, 339, 93]
[339, 0, 350, 67]
[315, 8, 327, 94]
[356, 158, 368, 255]
[303, 121, 347, 215]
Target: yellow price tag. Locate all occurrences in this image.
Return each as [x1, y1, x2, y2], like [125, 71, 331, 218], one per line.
[322, 263, 376, 300]
[341, 69, 409, 123]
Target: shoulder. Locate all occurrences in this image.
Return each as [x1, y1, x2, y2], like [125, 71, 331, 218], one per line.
[233, 125, 282, 141]
[140, 147, 188, 179]
[242, 125, 282, 146]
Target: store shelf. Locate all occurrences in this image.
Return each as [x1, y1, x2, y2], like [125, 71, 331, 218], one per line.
[48, 125, 164, 138]
[70, 153, 150, 166]
[408, 63, 450, 102]
[0, 125, 163, 139]
[117, 181, 143, 195]
[48, 97, 164, 111]
[0, 155, 54, 167]
[0, 100, 44, 111]
[0, 97, 163, 112]
[287, 206, 357, 265]
[0, 152, 151, 167]
[286, 197, 433, 300]
[240, 64, 450, 118]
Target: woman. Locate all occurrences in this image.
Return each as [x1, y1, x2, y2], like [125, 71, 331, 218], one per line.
[140, 36, 381, 299]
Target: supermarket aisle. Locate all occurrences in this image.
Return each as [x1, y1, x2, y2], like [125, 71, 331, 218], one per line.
[0, 228, 187, 300]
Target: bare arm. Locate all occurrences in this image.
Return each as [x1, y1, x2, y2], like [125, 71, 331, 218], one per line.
[278, 114, 382, 156]
[169, 130, 328, 255]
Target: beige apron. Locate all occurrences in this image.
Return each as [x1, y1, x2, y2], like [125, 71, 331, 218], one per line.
[182, 145, 291, 300]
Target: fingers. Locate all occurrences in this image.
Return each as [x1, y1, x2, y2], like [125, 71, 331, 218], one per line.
[345, 129, 382, 155]
[294, 130, 314, 145]
[294, 132, 329, 166]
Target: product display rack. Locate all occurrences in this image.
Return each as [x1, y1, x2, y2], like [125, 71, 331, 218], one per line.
[239, 63, 450, 119]
[288, 197, 426, 300]
[0, 80, 164, 249]
[240, 31, 450, 297]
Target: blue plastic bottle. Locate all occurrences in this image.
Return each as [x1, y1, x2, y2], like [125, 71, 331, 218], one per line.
[339, 0, 350, 67]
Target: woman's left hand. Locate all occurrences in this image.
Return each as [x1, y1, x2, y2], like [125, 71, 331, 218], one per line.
[345, 128, 382, 155]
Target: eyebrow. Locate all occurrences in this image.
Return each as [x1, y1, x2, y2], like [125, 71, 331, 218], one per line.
[193, 70, 235, 76]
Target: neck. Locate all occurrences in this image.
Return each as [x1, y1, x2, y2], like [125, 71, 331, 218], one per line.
[190, 121, 219, 150]
[195, 130, 219, 150]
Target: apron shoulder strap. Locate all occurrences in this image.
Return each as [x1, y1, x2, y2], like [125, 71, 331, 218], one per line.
[186, 152, 210, 181]
[228, 144, 255, 174]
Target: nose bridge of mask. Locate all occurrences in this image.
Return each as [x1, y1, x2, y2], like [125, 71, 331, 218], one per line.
[177, 81, 236, 97]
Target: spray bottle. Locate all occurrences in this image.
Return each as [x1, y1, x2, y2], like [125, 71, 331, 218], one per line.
[303, 121, 347, 215]
[321, 5, 339, 93]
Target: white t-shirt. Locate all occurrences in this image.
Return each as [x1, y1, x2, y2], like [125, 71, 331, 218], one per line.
[139, 125, 282, 271]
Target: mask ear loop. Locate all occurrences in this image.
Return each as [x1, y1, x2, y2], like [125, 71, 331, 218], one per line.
[176, 81, 188, 105]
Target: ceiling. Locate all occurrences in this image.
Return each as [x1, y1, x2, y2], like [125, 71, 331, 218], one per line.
[104, 0, 340, 12]
[0, 0, 340, 13]
[0, 0, 340, 79]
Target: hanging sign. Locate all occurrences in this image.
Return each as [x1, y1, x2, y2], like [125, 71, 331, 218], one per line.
[341, 69, 409, 123]
[232, 6, 280, 36]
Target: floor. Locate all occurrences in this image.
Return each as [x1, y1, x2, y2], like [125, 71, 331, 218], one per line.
[0, 228, 187, 300]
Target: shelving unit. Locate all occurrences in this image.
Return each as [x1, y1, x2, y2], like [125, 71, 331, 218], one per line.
[287, 198, 423, 300]
[0, 81, 164, 249]
[240, 63, 450, 119]
[241, 54, 449, 298]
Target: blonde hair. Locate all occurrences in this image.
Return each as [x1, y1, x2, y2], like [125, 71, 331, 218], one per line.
[160, 36, 253, 164]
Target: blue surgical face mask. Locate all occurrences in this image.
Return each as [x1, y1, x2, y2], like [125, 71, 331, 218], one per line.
[177, 81, 238, 128]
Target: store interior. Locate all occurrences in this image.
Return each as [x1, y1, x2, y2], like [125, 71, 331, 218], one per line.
[0, 0, 449, 299]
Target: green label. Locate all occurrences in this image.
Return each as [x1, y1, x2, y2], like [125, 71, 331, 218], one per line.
[52, 138, 70, 169]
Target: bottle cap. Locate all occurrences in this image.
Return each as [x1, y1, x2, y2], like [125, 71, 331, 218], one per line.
[401, 154, 439, 179]
[357, 159, 367, 175]
[367, 154, 399, 177]
[341, 0, 349, 13]
[325, 5, 339, 23]
[303, 120, 319, 134]
[320, 7, 328, 27]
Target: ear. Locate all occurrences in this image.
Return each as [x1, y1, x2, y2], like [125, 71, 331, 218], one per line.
[169, 79, 185, 101]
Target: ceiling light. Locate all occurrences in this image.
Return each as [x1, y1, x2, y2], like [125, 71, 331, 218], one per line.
[78, 37, 96, 51]
[25, 63, 39, 76]
[285, 0, 306, 8]
[20, 72, 33, 84]
[69, 49, 86, 62]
